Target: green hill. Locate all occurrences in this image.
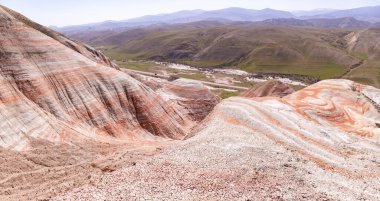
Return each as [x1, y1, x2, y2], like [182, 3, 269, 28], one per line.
[68, 22, 380, 86]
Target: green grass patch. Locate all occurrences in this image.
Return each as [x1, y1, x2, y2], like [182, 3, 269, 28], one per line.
[178, 59, 226, 68]
[177, 73, 211, 81]
[350, 77, 374, 86]
[344, 60, 380, 87]
[220, 90, 240, 99]
[248, 63, 347, 79]
[103, 50, 128, 61]
[104, 49, 142, 61]
[116, 61, 154, 72]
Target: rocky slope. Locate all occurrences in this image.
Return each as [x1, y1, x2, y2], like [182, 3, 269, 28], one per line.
[0, 5, 217, 151]
[55, 80, 380, 200]
[0, 5, 118, 69]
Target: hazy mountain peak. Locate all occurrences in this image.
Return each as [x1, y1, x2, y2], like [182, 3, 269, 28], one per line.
[53, 5, 380, 34]
[304, 5, 380, 22]
[292, 8, 339, 16]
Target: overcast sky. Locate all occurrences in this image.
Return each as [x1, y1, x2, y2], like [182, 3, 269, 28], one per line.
[1, 0, 380, 27]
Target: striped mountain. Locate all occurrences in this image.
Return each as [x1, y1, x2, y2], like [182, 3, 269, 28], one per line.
[0, 5, 218, 151]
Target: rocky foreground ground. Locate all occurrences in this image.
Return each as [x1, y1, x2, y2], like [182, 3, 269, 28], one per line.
[54, 80, 380, 201]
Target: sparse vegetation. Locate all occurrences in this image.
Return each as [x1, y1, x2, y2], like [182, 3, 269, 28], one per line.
[103, 49, 134, 61]
[116, 61, 154, 72]
[250, 63, 347, 79]
[220, 90, 240, 99]
[177, 73, 211, 81]
[90, 24, 368, 82]
[345, 61, 380, 87]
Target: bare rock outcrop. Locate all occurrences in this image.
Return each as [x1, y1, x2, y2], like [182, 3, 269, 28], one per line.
[0, 5, 118, 69]
[158, 78, 220, 122]
[0, 5, 218, 151]
[130, 73, 220, 122]
[241, 80, 295, 98]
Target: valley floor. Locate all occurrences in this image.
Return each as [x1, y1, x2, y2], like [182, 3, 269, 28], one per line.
[118, 60, 309, 99]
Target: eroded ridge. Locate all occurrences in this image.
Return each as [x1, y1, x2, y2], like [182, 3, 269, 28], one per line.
[224, 79, 380, 177]
[0, 5, 218, 150]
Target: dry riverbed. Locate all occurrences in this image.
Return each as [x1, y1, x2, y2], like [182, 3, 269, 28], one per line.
[117, 60, 309, 97]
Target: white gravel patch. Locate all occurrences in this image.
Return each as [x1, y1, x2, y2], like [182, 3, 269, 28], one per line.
[247, 77, 307, 86]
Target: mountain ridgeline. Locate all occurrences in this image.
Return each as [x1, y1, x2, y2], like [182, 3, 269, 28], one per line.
[54, 6, 380, 34]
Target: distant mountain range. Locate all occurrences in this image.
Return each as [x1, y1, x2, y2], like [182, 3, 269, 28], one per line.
[292, 9, 339, 17]
[256, 17, 371, 28]
[301, 5, 380, 22]
[54, 6, 380, 34]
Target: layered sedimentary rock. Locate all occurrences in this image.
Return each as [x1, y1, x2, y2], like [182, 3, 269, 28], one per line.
[130, 74, 220, 122]
[158, 79, 220, 122]
[232, 79, 380, 171]
[241, 80, 295, 98]
[0, 6, 218, 151]
[57, 80, 380, 200]
[0, 5, 118, 69]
